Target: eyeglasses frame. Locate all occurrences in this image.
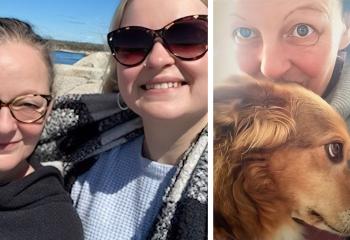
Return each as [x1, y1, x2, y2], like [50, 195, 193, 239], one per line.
[0, 94, 53, 123]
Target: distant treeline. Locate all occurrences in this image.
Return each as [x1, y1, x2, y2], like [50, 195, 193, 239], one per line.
[47, 39, 108, 53]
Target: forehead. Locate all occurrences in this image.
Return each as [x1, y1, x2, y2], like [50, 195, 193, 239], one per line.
[121, 0, 207, 29]
[231, 0, 340, 22]
[0, 41, 49, 99]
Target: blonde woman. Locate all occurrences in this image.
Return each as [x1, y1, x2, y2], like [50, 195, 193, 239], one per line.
[36, 0, 208, 239]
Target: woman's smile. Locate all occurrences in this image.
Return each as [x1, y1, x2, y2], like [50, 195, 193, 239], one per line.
[0, 140, 20, 152]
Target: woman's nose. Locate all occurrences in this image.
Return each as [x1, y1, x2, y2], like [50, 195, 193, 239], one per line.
[144, 42, 175, 69]
[0, 107, 18, 135]
[259, 42, 291, 80]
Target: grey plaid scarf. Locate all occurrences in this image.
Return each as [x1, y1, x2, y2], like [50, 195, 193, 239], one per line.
[33, 93, 208, 240]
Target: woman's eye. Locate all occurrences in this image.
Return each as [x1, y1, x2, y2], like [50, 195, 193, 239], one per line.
[325, 142, 343, 163]
[291, 24, 315, 38]
[233, 27, 257, 41]
[13, 102, 40, 110]
[285, 23, 319, 46]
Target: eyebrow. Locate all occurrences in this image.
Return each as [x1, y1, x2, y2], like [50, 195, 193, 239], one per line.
[284, 4, 329, 21]
[230, 3, 328, 21]
[230, 13, 247, 21]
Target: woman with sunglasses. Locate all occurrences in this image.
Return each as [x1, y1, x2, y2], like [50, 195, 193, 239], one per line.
[0, 18, 83, 239]
[34, 0, 208, 239]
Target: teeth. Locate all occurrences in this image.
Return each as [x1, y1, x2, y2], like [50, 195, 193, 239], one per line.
[144, 82, 183, 90]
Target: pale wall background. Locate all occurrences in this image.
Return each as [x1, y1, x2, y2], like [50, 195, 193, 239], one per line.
[213, 0, 239, 84]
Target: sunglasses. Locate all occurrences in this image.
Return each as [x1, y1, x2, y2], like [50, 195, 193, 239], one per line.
[107, 14, 208, 67]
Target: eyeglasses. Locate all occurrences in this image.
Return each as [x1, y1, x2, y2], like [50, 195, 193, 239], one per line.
[107, 14, 208, 67]
[0, 94, 52, 123]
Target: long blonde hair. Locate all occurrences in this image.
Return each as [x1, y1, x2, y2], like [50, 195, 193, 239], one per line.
[102, 0, 208, 93]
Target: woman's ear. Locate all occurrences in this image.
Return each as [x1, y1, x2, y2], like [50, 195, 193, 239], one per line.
[340, 12, 350, 50]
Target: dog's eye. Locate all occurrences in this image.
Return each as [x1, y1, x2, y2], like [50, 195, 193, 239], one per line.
[325, 142, 343, 163]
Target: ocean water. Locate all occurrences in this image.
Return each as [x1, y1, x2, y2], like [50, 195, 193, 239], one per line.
[52, 50, 86, 65]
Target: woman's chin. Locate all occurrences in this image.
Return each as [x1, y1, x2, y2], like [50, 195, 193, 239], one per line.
[128, 100, 207, 126]
[133, 104, 185, 120]
[141, 110, 186, 121]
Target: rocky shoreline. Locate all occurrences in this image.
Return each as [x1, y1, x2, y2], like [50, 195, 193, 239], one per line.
[53, 51, 110, 95]
[48, 39, 106, 53]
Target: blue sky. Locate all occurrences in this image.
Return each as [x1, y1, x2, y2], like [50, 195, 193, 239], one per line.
[0, 0, 120, 44]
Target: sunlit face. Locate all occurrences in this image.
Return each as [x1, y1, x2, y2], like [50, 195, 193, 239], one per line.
[232, 0, 350, 96]
[116, 0, 208, 123]
[0, 42, 50, 181]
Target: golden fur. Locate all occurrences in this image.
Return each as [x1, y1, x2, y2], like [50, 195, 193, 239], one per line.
[214, 76, 350, 240]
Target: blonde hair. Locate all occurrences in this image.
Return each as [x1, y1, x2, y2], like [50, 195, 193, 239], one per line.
[102, 0, 208, 93]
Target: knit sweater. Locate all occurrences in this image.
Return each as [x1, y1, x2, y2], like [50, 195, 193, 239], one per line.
[326, 53, 350, 128]
[71, 135, 177, 239]
[0, 160, 83, 240]
[33, 93, 208, 240]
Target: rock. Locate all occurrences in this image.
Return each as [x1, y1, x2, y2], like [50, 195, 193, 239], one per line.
[53, 75, 101, 95]
[74, 51, 110, 68]
[54, 64, 105, 80]
[53, 51, 110, 95]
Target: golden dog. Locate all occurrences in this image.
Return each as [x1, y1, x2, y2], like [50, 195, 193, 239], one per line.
[214, 76, 350, 240]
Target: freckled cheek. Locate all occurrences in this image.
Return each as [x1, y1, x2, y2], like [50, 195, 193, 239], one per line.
[295, 54, 334, 95]
[295, 49, 330, 76]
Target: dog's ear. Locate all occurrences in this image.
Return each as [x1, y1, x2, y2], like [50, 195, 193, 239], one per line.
[214, 76, 296, 152]
[214, 76, 297, 238]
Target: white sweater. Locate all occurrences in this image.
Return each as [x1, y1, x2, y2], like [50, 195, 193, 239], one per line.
[71, 135, 176, 240]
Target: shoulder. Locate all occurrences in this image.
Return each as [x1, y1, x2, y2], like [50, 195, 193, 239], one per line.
[326, 56, 350, 129]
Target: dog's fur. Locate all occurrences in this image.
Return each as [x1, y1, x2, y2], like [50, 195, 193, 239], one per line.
[214, 76, 350, 240]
